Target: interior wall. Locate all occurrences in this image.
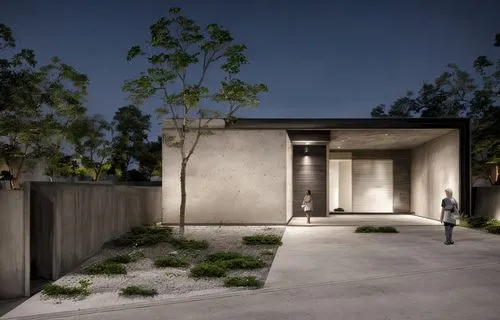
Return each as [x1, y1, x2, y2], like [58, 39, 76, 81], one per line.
[411, 130, 460, 220]
[352, 159, 394, 212]
[328, 160, 340, 211]
[339, 161, 352, 211]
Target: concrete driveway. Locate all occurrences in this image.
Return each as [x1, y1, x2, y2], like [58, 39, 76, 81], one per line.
[3, 223, 500, 320]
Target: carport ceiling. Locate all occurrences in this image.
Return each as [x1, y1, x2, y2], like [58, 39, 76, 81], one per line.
[329, 128, 455, 150]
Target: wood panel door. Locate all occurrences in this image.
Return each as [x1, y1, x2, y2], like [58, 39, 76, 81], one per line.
[293, 145, 327, 217]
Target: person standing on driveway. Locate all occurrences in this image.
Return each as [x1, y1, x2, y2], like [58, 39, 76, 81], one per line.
[440, 188, 459, 245]
[302, 190, 313, 224]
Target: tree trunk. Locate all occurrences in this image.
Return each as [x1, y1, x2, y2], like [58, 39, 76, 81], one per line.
[179, 161, 187, 237]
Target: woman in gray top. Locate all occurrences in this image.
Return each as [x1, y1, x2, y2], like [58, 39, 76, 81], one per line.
[440, 188, 459, 245]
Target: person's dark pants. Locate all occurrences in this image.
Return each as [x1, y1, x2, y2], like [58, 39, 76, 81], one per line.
[444, 222, 455, 244]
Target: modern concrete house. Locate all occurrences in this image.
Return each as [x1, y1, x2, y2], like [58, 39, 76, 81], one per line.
[162, 118, 470, 224]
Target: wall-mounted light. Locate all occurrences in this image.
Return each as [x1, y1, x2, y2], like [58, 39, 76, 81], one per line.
[304, 146, 309, 155]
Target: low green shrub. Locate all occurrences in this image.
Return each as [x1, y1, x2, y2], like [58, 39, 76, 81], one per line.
[223, 257, 264, 270]
[242, 234, 282, 245]
[462, 216, 490, 229]
[86, 262, 127, 275]
[355, 226, 399, 233]
[376, 226, 399, 233]
[190, 262, 227, 278]
[42, 279, 91, 298]
[170, 238, 209, 250]
[224, 276, 262, 288]
[334, 208, 345, 212]
[112, 226, 173, 247]
[485, 224, 500, 234]
[205, 252, 243, 262]
[105, 254, 133, 264]
[120, 285, 158, 297]
[355, 226, 378, 233]
[154, 256, 189, 268]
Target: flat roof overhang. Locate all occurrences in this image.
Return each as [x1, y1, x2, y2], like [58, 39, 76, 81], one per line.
[229, 118, 469, 130]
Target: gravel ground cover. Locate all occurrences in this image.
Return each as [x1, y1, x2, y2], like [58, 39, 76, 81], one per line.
[37, 226, 285, 304]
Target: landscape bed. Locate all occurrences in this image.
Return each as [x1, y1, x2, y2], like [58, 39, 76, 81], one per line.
[30, 226, 284, 309]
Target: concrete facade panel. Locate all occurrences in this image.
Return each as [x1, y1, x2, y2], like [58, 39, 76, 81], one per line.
[411, 130, 460, 220]
[162, 130, 287, 224]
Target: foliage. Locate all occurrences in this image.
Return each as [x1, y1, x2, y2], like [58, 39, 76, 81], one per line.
[136, 136, 162, 180]
[461, 216, 491, 228]
[85, 262, 127, 275]
[120, 285, 158, 297]
[224, 276, 262, 288]
[110, 105, 151, 181]
[42, 279, 91, 298]
[260, 249, 274, 256]
[204, 252, 243, 262]
[154, 256, 190, 268]
[190, 261, 227, 278]
[371, 34, 500, 184]
[333, 208, 345, 212]
[169, 238, 209, 250]
[355, 226, 399, 233]
[123, 7, 268, 236]
[485, 224, 500, 234]
[66, 115, 113, 181]
[0, 24, 88, 188]
[204, 252, 264, 269]
[45, 150, 79, 179]
[242, 234, 282, 245]
[105, 254, 137, 264]
[112, 226, 173, 247]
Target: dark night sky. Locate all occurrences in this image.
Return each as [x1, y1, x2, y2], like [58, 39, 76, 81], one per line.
[1, 0, 499, 139]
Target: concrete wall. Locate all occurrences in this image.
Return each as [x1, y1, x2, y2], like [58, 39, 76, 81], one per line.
[162, 129, 287, 224]
[472, 187, 500, 219]
[30, 183, 161, 280]
[0, 189, 30, 299]
[286, 134, 293, 222]
[411, 130, 460, 220]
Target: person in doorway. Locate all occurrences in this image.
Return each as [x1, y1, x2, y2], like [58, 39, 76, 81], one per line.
[302, 190, 313, 224]
[440, 187, 459, 245]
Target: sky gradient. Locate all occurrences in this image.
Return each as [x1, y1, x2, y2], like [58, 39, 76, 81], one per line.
[1, 0, 499, 138]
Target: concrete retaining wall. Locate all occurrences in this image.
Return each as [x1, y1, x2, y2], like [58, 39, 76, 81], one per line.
[411, 130, 460, 220]
[30, 183, 162, 279]
[472, 186, 500, 219]
[162, 129, 288, 224]
[0, 189, 30, 299]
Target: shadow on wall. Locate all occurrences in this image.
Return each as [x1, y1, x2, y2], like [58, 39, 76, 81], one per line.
[0, 182, 162, 299]
[472, 186, 500, 220]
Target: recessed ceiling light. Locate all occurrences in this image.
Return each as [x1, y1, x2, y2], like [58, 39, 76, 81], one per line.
[384, 133, 389, 136]
[337, 146, 341, 149]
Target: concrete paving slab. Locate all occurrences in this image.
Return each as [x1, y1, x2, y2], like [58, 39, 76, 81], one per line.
[265, 225, 500, 287]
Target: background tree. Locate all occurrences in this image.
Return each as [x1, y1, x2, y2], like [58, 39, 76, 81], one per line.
[110, 105, 151, 181]
[136, 136, 162, 180]
[45, 150, 79, 181]
[67, 115, 112, 181]
[371, 33, 500, 184]
[0, 24, 88, 189]
[124, 7, 268, 235]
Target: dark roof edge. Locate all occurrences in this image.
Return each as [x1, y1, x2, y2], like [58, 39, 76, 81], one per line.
[228, 118, 469, 129]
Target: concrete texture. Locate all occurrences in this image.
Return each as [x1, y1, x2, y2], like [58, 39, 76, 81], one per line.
[162, 129, 288, 224]
[29, 183, 161, 280]
[0, 189, 30, 299]
[8, 222, 500, 320]
[329, 128, 455, 149]
[411, 130, 460, 219]
[288, 214, 441, 226]
[286, 134, 293, 222]
[473, 186, 500, 219]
